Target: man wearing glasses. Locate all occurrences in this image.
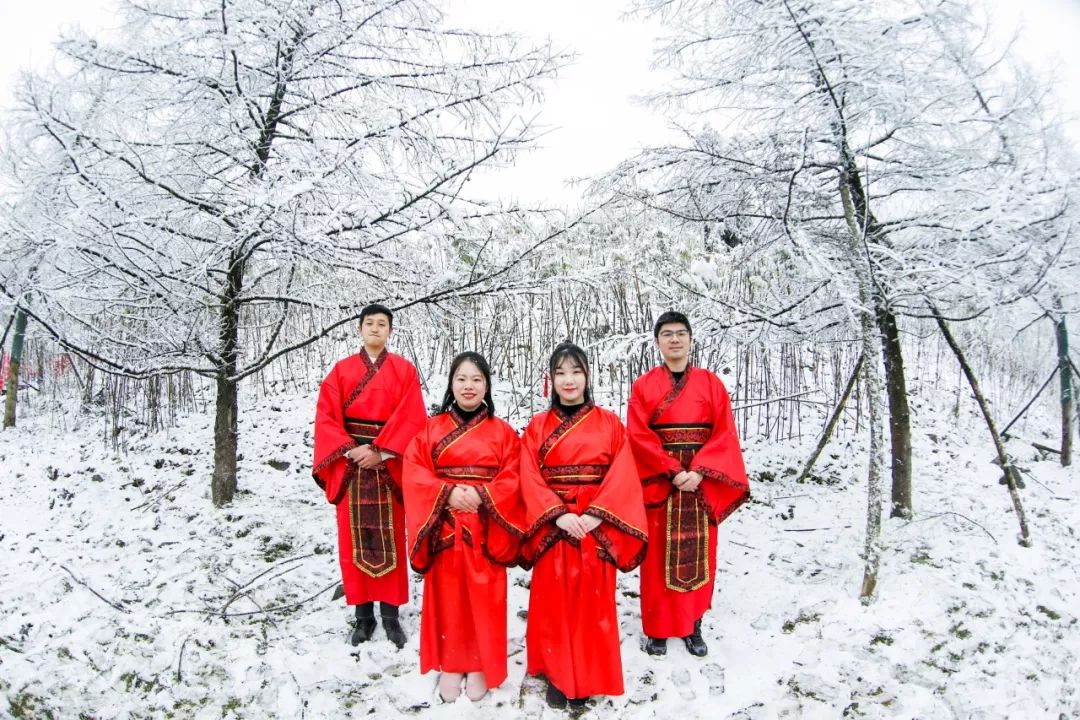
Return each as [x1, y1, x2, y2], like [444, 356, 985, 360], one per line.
[627, 311, 750, 657]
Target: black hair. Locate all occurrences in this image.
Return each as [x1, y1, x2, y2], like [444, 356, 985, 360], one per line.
[653, 310, 692, 338]
[440, 351, 496, 416]
[548, 342, 592, 407]
[360, 303, 394, 328]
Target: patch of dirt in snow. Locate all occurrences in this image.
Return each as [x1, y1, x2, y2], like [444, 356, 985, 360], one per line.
[0, 388, 1076, 719]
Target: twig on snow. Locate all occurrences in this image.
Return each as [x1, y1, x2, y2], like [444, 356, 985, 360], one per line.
[166, 580, 338, 619]
[905, 511, 998, 544]
[60, 565, 131, 614]
[782, 525, 851, 533]
[175, 634, 191, 683]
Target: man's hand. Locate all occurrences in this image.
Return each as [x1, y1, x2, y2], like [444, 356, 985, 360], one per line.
[346, 445, 382, 469]
[448, 485, 482, 512]
[673, 470, 703, 492]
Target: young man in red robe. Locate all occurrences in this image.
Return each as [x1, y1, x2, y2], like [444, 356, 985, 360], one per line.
[627, 311, 750, 657]
[403, 351, 524, 703]
[312, 304, 427, 648]
[520, 342, 647, 710]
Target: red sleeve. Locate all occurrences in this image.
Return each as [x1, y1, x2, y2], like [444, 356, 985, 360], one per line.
[372, 359, 428, 487]
[627, 375, 680, 507]
[518, 414, 567, 567]
[476, 421, 525, 566]
[583, 415, 648, 572]
[312, 363, 358, 505]
[693, 376, 750, 524]
[402, 422, 452, 573]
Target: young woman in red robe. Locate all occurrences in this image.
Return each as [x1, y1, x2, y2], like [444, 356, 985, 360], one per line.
[403, 352, 524, 703]
[520, 342, 647, 709]
[627, 311, 749, 657]
[312, 304, 427, 648]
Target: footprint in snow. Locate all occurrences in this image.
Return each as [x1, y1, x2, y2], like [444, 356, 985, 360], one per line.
[701, 662, 725, 697]
[629, 669, 656, 704]
[671, 667, 695, 700]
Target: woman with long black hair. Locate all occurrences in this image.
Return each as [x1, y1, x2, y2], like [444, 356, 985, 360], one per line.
[519, 342, 647, 709]
[402, 352, 524, 703]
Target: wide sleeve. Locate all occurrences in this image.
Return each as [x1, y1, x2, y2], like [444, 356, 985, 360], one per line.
[627, 376, 681, 508]
[692, 377, 750, 524]
[583, 416, 648, 572]
[372, 361, 427, 457]
[312, 364, 358, 505]
[372, 361, 428, 488]
[518, 415, 567, 568]
[476, 422, 526, 566]
[402, 422, 452, 573]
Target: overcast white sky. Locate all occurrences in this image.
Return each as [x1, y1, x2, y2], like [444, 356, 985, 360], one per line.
[2, 0, 1078, 206]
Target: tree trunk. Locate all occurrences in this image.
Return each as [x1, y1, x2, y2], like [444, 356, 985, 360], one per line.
[931, 304, 1031, 546]
[212, 370, 239, 506]
[207, 29, 294, 506]
[0, 311, 14, 356]
[211, 256, 243, 507]
[81, 365, 96, 407]
[3, 309, 29, 429]
[1057, 314, 1073, 467]
[877, 306, 913, 518]
[797, 353, 863, 483]
[838, 173, 887, 603]
[857, 339, 886, 602]
[835, 137, 913, 520]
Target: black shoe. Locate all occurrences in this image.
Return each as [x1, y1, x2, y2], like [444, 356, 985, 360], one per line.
[350, 602, 376, 646]
[380, 602, 407, 649]
[683, 619, 708, 657]
[644, 636, 667, 656]
[545, 682, 567, 709]
[568, 696, 590, 708]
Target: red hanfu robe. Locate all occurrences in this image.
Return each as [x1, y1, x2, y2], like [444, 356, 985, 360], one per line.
[520, 403, 647, 700]
[627, 365, 750, 638]
[402, 407, 524, 688]
[312, 350, 426, 606]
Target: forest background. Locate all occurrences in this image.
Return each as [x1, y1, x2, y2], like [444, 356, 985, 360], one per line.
[1, 0, 1078, 718]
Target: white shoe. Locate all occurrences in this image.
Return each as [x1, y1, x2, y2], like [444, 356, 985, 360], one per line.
[465, 671, 488, 702]
[438, 672, 464, 702]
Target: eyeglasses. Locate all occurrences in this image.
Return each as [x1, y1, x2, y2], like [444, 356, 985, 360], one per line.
[658, 330, 690, 340]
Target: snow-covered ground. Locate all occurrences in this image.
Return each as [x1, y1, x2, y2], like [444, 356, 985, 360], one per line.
[1, 382, 1077, 719]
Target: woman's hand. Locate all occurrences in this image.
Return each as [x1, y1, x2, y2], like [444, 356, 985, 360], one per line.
[556, 513, 601, 539]
[448, 485, 482, 512]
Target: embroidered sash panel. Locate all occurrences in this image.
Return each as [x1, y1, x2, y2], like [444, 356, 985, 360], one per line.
[651, 423, 711, 469]
[664, 489, 710, 592]
[540, 463, 607, 502]
[541, 463, 605, 485]
[435, 465, 499, 484]
[652, 423, 713, 592]
[344, 417, 396, 578]
[344, 417, 385, 443]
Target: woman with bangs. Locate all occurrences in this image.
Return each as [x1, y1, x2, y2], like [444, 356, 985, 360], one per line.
[403, 352, 524, 703]
[519, 342, 648, 709]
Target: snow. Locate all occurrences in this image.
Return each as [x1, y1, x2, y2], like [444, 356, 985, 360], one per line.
[1, 382, 1077, 719]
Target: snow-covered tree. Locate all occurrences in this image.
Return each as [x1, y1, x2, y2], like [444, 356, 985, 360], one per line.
[595, 0, 1072, 597]
[1, 0, 565, 505]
